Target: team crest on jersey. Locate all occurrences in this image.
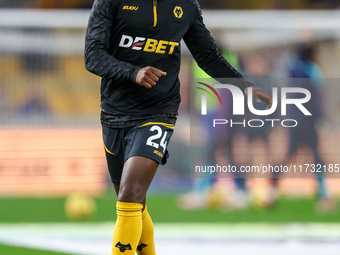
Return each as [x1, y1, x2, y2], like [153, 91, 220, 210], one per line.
[173, 6, 183, 18]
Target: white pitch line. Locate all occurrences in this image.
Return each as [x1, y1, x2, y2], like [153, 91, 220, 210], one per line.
[0, 223, 340, 255]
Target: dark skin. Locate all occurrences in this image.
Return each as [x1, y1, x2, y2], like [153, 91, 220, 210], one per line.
[114, 66, 273, 210]
[136, 66, 167, 89]
[114, 156, 158, 210]
[113, 66, 166, 207]
[244, 85, 273, 110]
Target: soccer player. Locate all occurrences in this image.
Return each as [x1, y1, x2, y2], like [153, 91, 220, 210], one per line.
[85, 0, 272, 254]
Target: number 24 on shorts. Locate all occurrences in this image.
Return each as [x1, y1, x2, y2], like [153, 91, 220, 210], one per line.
[146, 125, 168, 153]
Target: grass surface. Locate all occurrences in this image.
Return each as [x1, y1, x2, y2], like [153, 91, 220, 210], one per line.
[0, 244, 75, 255]
[0, 193, 339, 223]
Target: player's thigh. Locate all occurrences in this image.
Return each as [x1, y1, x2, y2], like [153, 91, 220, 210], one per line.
[118, 156, 159, 203]
[117, 122, 175, 203]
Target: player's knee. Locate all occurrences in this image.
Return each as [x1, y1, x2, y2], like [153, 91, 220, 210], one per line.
[117, 186, 145, 204]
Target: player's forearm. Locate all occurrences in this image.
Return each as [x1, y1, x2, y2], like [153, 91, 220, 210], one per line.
[189, 46, 251, 92]
[84, 44, 140, 83]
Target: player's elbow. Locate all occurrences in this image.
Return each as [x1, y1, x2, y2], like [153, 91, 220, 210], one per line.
[84, 51, 97, 74]
[84, 44, 109, 76]
[84, 58, 93, 73]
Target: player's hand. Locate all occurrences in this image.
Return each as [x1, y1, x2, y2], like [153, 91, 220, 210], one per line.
[136, 66, 167, 89]
[244, 85, 272, 110]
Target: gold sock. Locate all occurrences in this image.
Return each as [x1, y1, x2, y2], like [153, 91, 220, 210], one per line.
[111, 201, 143, 255]
[137, 206, 156, 255]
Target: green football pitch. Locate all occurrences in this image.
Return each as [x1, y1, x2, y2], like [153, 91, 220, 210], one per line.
[0, 243, 75, 255]
[0, 194, 339, 254]
[0, 193, 339, 223]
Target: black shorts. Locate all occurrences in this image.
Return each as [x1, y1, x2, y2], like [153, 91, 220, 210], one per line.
[102, 121, 175, 185]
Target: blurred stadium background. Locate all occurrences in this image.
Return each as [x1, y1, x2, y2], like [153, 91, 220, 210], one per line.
[1, 0, 340, 254]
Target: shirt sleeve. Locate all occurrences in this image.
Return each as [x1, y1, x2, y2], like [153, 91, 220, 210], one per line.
[84, 0, 141, 83]
[183, 0, 252, 92]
